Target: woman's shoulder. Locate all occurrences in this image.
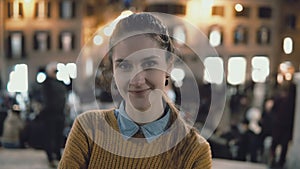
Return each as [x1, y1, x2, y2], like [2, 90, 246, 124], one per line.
[74, 108, 116, 126]
[188, 128, 210, 148]
[77, 108, 115, 119]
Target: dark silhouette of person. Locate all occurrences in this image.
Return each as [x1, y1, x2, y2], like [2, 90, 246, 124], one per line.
[270, 82, 296, 168]
[40, 62, 67, 167]
[259, 98, 274, 163]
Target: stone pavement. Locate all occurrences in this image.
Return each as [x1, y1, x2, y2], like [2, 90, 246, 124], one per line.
[0, 148, 52, 169]
[0, 148, 267, 169]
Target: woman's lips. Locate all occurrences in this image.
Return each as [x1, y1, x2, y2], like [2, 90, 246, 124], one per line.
[128, 88, 151, 96]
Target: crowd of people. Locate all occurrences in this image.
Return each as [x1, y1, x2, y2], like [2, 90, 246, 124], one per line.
[0, 62, 69, 167]
[207, 81, 296, 169]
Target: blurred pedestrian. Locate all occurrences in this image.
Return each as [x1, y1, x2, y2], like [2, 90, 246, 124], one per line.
[270, 82, 296, 168]
[40, 62, 67, 168]
[260, 98, 274, 163]
[245, 107, 262, 162]
[229, 90, 249, 126]
[1, 104, 24, 148]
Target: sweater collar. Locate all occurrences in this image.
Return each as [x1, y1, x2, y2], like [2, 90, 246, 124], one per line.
[115, 101, 170, 143]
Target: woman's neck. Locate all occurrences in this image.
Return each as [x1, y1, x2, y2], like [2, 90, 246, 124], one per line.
[125, 99, 165, 124]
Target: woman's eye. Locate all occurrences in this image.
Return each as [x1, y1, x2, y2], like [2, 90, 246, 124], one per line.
[118, 62, 132, 71]
[142, 60, 158, 69]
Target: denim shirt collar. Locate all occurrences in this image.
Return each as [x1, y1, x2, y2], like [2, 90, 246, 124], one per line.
[115, 101, 170, 143]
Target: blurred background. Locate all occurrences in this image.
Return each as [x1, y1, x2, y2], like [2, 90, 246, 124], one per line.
[0, 0, 300, 168]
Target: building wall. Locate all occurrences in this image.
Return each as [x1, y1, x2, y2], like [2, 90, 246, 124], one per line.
[215, 0, 280, 85]
[2, 0, 84, 90]
[143, 0, 281, 87]
[280, 0, 300, 70]
[1, 0, 299, 92]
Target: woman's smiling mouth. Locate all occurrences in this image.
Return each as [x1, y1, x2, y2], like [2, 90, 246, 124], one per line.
[128, 88, 151, 96]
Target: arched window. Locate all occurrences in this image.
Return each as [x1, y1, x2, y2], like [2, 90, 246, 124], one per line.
[8, 31, 25, 59]
[34, 31, 51, 51]
[59, 31, 75, 51]
[209, 26, 222, 47]
[257, 26, 270, 45]
[283, 37, 293, 54]
[234, 26, 248, 44]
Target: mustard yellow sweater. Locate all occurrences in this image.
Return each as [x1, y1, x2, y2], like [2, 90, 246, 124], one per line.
[59, 109, 212, 169]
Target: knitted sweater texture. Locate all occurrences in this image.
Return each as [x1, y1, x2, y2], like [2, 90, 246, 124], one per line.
[59, 109, 212, 169]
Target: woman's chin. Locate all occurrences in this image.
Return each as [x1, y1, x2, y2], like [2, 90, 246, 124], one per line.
[131, 102, 151, 112]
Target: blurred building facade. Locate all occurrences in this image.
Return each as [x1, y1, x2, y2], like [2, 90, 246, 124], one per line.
[1, 0, 81, 88]
[0, 0, 299, 92]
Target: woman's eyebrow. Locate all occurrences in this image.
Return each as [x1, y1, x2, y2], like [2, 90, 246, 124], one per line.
[141, 55, 159, 61]
[114, 58, 126, 63]
[115, 56, 159, 63]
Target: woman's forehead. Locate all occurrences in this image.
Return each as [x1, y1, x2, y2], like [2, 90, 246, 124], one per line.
[116, 35, 159, 48]
[112, 36, 164, 60]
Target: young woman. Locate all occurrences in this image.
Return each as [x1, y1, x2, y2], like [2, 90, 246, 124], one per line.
[59, 13, 212, 169]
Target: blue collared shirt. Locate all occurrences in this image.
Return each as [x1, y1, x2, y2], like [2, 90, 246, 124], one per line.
[114, 101, 170, 143]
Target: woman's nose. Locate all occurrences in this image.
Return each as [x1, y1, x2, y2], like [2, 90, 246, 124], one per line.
[129, 71, 146, 86]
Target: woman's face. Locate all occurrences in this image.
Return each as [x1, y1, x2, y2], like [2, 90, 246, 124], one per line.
[112, 35, 170, 111]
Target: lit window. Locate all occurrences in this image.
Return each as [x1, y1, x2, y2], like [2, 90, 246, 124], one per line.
[173, 25, 186, 45]
[283, 37, 293, 54]
[212, 6, 224, 16]
[59, 0, 75, 19]
[59, 31, 74, 51]
[7, 1, 23, 18]
[37, 72, 47, 83]
[251, 56, 270, 83]
[8, 31, 25, 59]
[204, 57, 224, 84]
[171, 68, 185, 87]
[234, 4, 250, 17]
[56, 63, 77, 85]
[257, 26, 270, 45]
[209, 26, 222, 47]
[228, 56, 246, 85]
[35, 0, 51, 18]
[235, 4, 243, 12]
[7, 64, 28, 93]
[66, 63, 77, 79]
[258, 7, 272, 19]
[34, 31, 50, 51]
[234, 26, 248, 44]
